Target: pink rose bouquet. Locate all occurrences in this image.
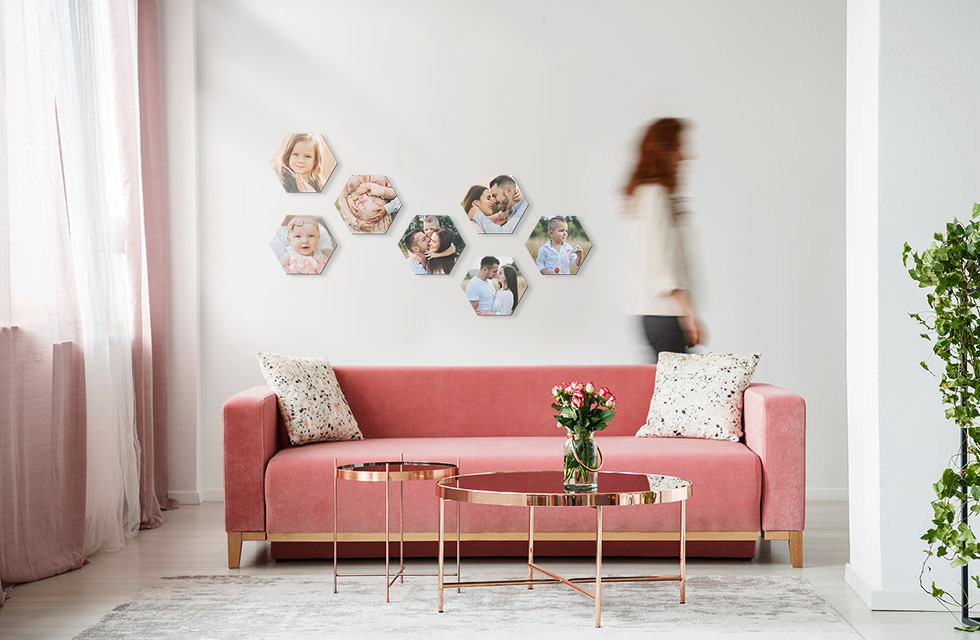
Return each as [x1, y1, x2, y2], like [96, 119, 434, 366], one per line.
[551, 380, 617, 436]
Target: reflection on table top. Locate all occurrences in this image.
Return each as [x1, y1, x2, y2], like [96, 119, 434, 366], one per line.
[437, 470, 692, 507]
[336, 461, 458, 482]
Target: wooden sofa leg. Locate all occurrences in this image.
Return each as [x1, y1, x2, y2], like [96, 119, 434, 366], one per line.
[788, 531, 803, 568]
[228, 532, 243, 569]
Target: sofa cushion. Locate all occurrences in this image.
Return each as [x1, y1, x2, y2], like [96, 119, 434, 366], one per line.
[256, 352, 362, 445]
[637, 352, 760, 441]
[332, 365, 657, 438]
[264, 436, 761, 535]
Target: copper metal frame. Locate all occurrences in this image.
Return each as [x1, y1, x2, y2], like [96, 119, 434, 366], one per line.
[333, 456, 461, 602]
[436, 470, 692, 628]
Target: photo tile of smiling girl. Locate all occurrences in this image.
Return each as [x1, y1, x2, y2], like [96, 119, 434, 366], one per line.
[269, 215, 336, 275]
[270, 133, 337, 193]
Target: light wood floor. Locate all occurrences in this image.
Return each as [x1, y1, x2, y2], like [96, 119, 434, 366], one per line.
[0, 501, 965, 639]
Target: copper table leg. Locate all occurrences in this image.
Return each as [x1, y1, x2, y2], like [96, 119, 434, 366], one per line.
[680, 499, 687, 604]
[528, 506, 535, 590]
[333, 458, 338, 594]
[456, 457, 461, 594]
[595, 506, 603, 628]
[385, 463, 390, 603]
[399, 454, 405, 585]
[438, 497, 445, 612]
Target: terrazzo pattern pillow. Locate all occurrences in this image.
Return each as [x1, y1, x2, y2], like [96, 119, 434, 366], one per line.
[256, 352, 362, 446]
[636, 352, 760, 442]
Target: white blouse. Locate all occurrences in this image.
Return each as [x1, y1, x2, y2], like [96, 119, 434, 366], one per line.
[492, 289, 514, 315]
[630, 184, 691, 316]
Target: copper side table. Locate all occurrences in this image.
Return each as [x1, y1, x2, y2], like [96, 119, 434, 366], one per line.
[435, 470, 692, 627]
[334, 457, 460, 602]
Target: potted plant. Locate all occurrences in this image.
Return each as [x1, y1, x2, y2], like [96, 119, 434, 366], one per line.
[905, 203, 980, 630]
[552, 381, 617, 491]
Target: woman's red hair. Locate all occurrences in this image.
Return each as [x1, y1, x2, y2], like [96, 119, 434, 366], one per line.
[625, 118, 685, 196]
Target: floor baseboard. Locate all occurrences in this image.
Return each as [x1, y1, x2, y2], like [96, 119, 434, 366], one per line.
[168, 490, 201, 505]
[807, 487, 848, 501]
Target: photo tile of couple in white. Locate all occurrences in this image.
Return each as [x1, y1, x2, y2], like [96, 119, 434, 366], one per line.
[335, 174, 402, 234]
[269, 215, 336, 275]
[400, 215, 466, 275]
[460, 256, 526, 316]
[270, 133, 337, 194]
[459, 175, 528, 234]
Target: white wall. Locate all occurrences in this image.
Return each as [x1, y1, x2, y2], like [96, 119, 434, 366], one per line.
[161, 0, 201, 503]
[846, 0, 980, 610]
[177, 1, 847, 500]
[844, 0, 881, 598]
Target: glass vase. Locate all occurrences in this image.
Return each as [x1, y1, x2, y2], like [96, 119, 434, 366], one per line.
[563, 430, 601, 492]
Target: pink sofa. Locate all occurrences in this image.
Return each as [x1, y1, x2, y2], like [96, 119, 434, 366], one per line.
[223, 365, 805, 568]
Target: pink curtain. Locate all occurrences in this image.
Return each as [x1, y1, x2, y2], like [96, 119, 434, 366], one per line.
[134, 0, 177, 529]
[0, 4, 88, 603]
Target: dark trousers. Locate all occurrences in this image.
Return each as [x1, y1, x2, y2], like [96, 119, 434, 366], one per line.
[641, 315, 687, 364]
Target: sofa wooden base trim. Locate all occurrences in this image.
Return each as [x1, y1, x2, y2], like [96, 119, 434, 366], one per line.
[763, 530, 804, 568]
[227, 529, 795, 569]
[266, 530, 761, 543]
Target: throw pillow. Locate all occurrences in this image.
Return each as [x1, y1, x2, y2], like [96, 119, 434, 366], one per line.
[636, 352, 760, 442]
[256, 352, 363, 445]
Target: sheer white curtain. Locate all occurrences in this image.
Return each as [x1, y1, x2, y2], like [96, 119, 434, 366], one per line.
[53, 0, 143, 555]
[0, 0, 87, 602]
[2, 0, 173, 601]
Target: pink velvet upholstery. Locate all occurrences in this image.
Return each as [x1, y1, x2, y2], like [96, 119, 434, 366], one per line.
[222, 365, 806, 559]
[743, 384, 806, 531]
[223, 386, 281, 532]
[333, 365, 657, 438]
[265, 436, 760, 534]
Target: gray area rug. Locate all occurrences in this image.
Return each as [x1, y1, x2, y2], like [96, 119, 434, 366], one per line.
[75, 574, 862, 639]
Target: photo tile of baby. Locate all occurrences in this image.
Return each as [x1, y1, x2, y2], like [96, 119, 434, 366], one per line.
[459, 175, 528, 234]
[399, 215, 467, 275]
[334, 174, 402, 234]
[525, 215, 592, 275]
[459, 256, 528, 316]
[270, 133, 337, 193]
[269, 215, 336, 275]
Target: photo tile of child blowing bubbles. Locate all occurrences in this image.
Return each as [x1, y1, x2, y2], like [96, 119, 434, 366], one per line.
[270, 133, 337, 193]
[269, 215, 336, 275]
[334, 174, 402, 234]
[459, 174, 528, 234]
[459, 256, 528, 316]
[525, 215, 592, 275]
[399, 215, 467, 276]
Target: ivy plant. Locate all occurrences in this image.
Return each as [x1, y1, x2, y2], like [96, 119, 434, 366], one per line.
[905, 203, 980, 631]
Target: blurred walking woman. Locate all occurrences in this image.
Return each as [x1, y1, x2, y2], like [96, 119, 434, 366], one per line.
[625, 118, 705, 362]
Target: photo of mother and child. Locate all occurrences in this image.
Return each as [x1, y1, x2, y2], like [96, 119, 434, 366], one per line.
[269, 215, 336, 275]
[335, 174, 402, 234]
[461, 256, 526, 316]
[270, 133, 337, 193]
[400, 215, 465, 275]
[460, 175, 528, 234]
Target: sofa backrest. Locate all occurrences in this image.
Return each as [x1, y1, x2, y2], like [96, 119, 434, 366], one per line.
[334, 365, 657, 438]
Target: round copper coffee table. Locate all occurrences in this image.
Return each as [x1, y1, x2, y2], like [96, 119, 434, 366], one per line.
[435, 470, 692, 628]
[334, 458, 460, 602]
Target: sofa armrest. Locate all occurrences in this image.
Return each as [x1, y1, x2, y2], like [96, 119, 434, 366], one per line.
[743, 383, 806, 532]
[223, 385, 280, 532]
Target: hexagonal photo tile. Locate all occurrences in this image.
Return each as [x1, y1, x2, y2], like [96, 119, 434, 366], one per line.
[270, 134, 337, 193]
[459, 174, 528, 234]
[525, 215, 592, 275]
[399, 215, 467, 275]
[270, 215, 336, 275]
[334, 175, 402, 234]
[460, 256, 528, 316]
